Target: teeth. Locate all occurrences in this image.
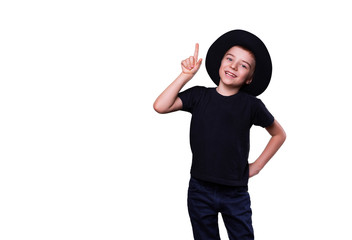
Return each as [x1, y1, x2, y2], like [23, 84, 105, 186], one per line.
[226, 71, 236, 78]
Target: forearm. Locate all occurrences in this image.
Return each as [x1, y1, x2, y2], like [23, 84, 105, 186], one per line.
[250, 120, 286, 177]
[153, 73, 192, 113]
[251, 135, 285, 174]
[154, 43, 202, 114]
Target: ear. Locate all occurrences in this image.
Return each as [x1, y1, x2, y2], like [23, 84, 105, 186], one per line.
[246, 71, 255, 85]
[245, 77, 253, 85]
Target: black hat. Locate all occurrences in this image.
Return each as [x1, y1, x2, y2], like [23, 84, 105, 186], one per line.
[205, 29, 272, 96]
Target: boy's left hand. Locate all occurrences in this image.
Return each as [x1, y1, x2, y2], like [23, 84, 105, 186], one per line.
[249, 120, 286, 178]
[249, 163, 261, 178]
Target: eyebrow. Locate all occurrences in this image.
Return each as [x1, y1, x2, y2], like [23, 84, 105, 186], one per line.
[225, 53, 252, 68]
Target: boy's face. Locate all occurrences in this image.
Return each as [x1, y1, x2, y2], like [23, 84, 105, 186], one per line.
[218, 46, 256, 89]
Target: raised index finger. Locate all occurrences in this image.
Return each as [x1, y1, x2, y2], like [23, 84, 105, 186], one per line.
[194, 43, 199, 60]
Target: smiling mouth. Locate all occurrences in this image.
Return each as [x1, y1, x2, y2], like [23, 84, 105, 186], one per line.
[225, 71, 237, 78]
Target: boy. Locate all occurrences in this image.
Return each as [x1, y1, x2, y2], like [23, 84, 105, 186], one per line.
[153, 30, 286, 240]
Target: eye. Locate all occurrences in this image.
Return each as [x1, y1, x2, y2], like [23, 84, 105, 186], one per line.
[241, 64, 248, 69]
[226, 57, 233, 61]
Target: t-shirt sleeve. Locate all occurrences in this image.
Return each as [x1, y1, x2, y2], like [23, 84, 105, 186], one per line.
[178, 86, 204, 113]
[252, 99, 274, 128]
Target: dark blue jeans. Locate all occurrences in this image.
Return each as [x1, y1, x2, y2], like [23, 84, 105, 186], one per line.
[187, 177, 254, 240]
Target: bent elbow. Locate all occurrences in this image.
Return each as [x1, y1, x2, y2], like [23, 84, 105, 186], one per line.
[280, 129, 287, 144]
[153, 102, 167, 114]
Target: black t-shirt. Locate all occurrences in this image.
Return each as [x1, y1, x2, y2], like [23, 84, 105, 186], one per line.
[178, 86, 274, 186]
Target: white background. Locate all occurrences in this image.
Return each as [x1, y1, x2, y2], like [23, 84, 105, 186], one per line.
[1, 0, 351, 239]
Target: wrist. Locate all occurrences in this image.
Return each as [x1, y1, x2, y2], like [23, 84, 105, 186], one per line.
[178, 72, 194, 82]
[254, 161, 264, 171]
[249, 162, 262, 177]
[180, 71, 195, 77]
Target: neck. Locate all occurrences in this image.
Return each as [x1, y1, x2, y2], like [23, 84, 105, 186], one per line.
[216, 82, 240, 96]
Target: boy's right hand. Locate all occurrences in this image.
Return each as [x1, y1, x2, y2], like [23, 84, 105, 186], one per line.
[181, 43, 202, 76]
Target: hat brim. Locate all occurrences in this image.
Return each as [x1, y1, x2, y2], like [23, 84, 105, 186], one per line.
[205, 29, 272, 96]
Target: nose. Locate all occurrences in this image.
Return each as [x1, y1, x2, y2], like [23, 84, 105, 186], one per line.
[230, 62, 238, 70]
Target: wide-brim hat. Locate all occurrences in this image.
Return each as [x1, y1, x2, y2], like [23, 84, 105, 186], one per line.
[205, 29, 272, 96]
